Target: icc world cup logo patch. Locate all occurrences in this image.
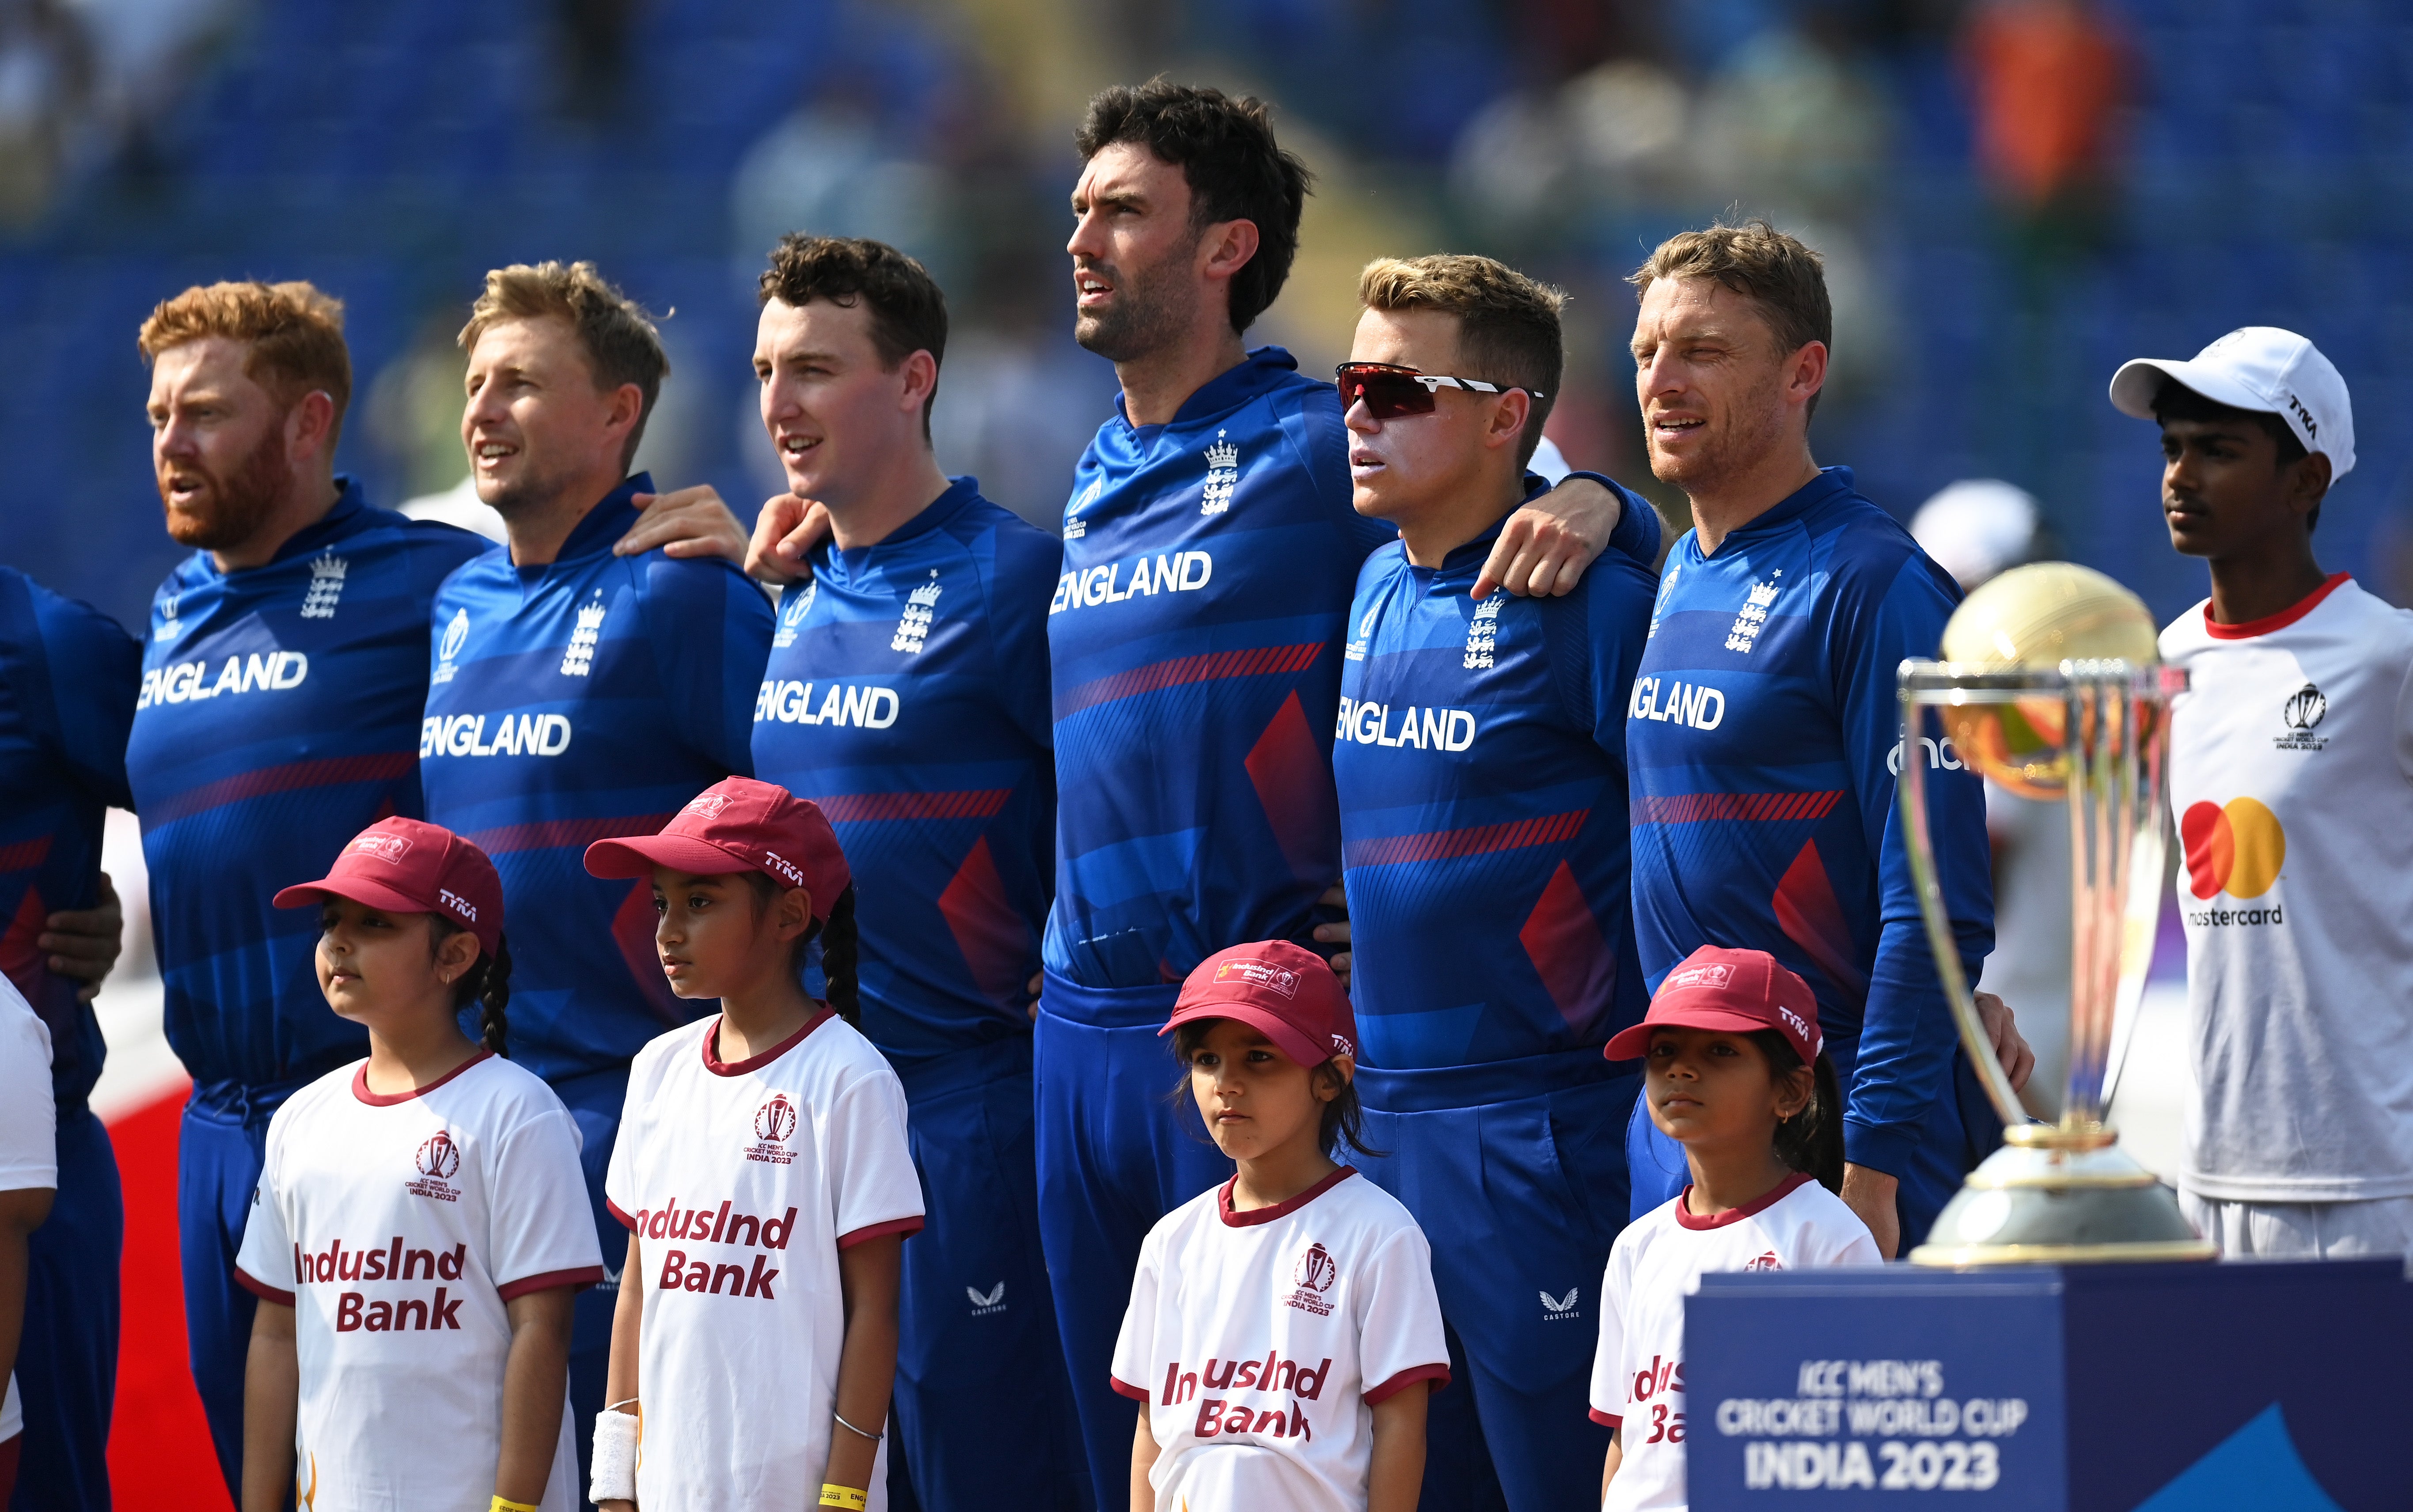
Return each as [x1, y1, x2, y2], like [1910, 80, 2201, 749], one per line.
[1294, 1242, 1337, 1292]
[752, 1095, 798, 1154]
[415, 1130, 461, 1179]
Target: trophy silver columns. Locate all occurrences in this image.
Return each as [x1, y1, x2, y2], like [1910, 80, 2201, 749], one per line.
[1895, 563, 2216, 1266]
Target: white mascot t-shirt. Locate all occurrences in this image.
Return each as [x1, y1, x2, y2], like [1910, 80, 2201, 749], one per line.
[1591, 1173, 1879, 1511]
[605, 1010, 923, 1511]
[234, 1052, 605, 1512]
[2161, 575, 2413, 1202]
[0, 978, 56, 1447]
[1111, 1167, 1450, 1512]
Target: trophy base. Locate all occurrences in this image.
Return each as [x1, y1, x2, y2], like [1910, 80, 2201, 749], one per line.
[1908, 1127, 2218, 1268]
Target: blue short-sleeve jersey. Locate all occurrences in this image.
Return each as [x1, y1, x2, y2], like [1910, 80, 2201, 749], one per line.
[419, 476, 775, 1083]
[0, 568, 139, 1108]
[750, 478, 1059, 1063]
[1624, 467, 1993, 1177]
[1335, 481, 1658, 1068]
[1043, 349, 1389, 988]
[1044, 348, 1664, 990]
[124, 482, 487, 1092]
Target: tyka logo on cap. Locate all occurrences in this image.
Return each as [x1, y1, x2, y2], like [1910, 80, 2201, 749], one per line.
[352, 833, 412, 865]
[1215, 959, 1299, 998]
[761, 849, 805, 887]
[1669, 963, 1731, 990]
[436, 887, 477, 924]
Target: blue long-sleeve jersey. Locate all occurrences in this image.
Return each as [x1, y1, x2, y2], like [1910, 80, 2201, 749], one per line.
[1625, 467, 1992, 1177]
[0, 568, 139, 1110]
[1044, 346, 1662, 989]
[419, 476, 774, 1084]
[125, 482, 487, 1094]
[750, 478, 1059, 1063]
[1335, 482, 1658, 1068]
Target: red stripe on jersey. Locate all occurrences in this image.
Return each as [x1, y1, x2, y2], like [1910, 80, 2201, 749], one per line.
[1056, 642, 1322, 717]
[1343, 810, 1587, 870]
[1366, 1364, 1452, 1404]
[837, 1215, 924, 1250]
[1590, 1408, 1623, 1428]
[142, 752, 418, 828]
[497, 1265, 608, 1301]
[468, 813, 678, 855]
[0, 836, 52, 874]
[1109, 1376, 1151, 1402]
[815, 789, 1012, 823]
[233, 1266, 295, 1307]
[1629, 790, 1842, 825]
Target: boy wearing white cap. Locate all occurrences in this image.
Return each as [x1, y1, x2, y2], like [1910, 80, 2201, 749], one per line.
[2110, 327, 2413, 1259]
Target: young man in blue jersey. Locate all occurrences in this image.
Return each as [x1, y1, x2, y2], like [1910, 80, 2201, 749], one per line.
[1332, 254, 1658, 1510]
[121, 282, 492, 1496]
[0, 567, 138, 1512]
[744, 234, 1081, 1511]
[1617, 223, 2005, 1256]
[743, 82, 1658, 1495]
[418, 260, 773, 1482]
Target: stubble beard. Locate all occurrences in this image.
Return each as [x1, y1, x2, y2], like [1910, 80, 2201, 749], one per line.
[160, 421, 293, 552]
[476, 449, 584, 527]
[1648, 387, 1792, 503]
[1073, 254, 1194, 366]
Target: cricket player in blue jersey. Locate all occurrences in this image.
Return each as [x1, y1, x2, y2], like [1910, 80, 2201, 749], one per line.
[418, 261, 773, 1479]
[120, 283, 489, 1495]
[741, 234, 1081, 1511]
[1029, 83, 1657, 1494]
[1616, 223, 2011, 1256]
[1331, 255, 1658, 1510]
[0, 568, 137, 1512]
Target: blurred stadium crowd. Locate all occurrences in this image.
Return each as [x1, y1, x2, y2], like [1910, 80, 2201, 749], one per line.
[1, 0, 2408, 636]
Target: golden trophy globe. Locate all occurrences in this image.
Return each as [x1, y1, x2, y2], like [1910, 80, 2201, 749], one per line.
[1898, 562, 2216, 1265]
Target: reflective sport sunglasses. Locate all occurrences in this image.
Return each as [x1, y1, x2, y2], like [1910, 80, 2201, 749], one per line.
[1335, 361, 1545, 421]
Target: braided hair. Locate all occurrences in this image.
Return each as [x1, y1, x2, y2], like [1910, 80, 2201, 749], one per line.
[1750, 1029, 1843, 1193]
[431, 918, 513, 1057]
[744, 874, 861, 1027]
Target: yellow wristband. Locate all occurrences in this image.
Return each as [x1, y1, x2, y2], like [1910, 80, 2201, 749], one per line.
[819, 1485, 869, 1510]
[491, 1499, 539, 1512]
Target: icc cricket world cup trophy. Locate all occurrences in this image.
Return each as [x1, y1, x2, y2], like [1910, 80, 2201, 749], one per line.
[1897, 562, 2218, 1265]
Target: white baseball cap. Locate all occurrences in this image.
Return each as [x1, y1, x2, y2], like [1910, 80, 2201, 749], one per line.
[1911, 479, 2040, 591]
[2109, 327, 2354, 479]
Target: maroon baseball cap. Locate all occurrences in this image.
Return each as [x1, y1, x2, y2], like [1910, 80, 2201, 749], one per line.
[582, 777, 850, 922]
[1603, 946, 1823, 1066]
[1162, 941, 1358, 1069]
[273, 818, 505, 955]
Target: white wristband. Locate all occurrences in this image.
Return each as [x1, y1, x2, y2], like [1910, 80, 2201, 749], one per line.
[591, 1408, 639, 1503]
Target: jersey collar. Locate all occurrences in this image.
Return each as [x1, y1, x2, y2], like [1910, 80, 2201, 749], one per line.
[823, 476, 981, 575]
[350, 1048, 491, 1106]
[2202, 572, 2351, 640]
[1411, 474, 1558, 582]
[1673, 1170, 1812, 1230]
[1217, 1164, 1358, 1227]
[534, 472, 653, 574]
[1691, 466, 1856, 559]
[702, 1006, 835, 1076]
[1115, 346, 1300, 434]
[196, 475, 371, 580]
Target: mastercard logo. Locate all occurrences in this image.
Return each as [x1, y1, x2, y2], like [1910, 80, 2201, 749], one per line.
[2182, 798, 2285, 900]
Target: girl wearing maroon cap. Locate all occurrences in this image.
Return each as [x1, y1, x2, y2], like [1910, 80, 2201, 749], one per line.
[1110, 941, 1448, 1512]
[233, 818, 606, 1512]
[1591, 947, 1879, 1511]
[583, 779, 921, 1512]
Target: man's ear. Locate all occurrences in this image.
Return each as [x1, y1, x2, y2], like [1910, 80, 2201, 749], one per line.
[1484, 389, 1532, 452]
[2286, 448, 2333, 517]
[1197, 217, 1262, 290]
[1785, 341, 1829, 412]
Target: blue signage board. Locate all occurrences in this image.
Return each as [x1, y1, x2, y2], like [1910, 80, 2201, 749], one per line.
[1688, 1259, 2408, 1511]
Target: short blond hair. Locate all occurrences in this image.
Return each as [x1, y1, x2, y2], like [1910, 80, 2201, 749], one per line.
[1631, 220, 1830, 417]
[137, 280, 353, 439]
[459, 260, 669, 470]
[1358, 254, 1564, 465]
